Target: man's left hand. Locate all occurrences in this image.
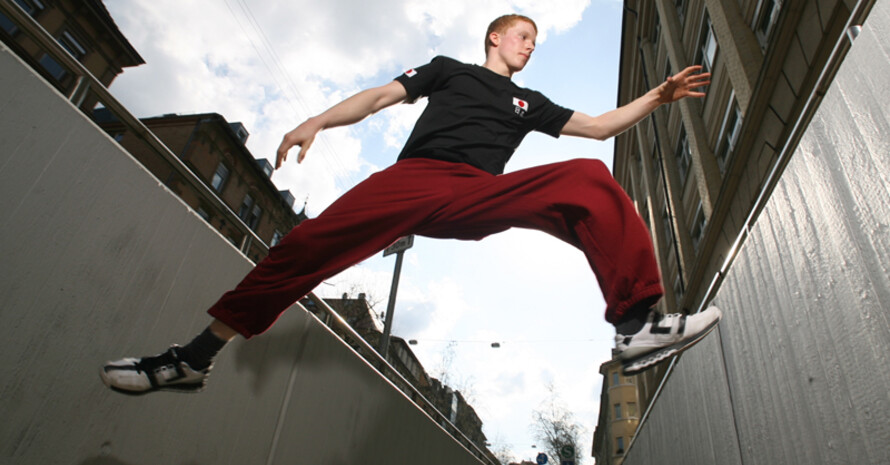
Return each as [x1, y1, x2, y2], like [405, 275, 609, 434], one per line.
[657, 65, 711, 104]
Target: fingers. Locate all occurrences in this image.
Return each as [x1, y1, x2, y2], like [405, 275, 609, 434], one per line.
[297, 143, 310, 164]
[275, 134, 314, 169]
[275, 134, 297, 170]
[679, 64, 703, 76]
[275, 145, 288, 169]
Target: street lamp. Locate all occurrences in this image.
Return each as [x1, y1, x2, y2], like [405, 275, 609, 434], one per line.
[378, 235, 414, 357]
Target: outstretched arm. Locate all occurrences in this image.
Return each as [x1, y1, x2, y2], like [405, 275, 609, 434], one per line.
[276, 80, 408, 168]
[561, 65, 710, 141]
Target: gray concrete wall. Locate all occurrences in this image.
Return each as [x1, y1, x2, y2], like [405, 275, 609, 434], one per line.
[0, 43, 483, 465]
[625, 3, 890, 465]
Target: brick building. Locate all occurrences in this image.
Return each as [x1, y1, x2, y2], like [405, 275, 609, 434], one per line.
[96, 111, 306, 262]
[0, 0, 143, 111]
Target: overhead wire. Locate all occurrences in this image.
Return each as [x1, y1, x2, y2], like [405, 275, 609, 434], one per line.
[220, 0, 362, 192]
[231, 0, 355, 182]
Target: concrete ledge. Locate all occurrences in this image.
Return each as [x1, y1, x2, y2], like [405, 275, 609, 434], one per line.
[0, 42, 483, 465]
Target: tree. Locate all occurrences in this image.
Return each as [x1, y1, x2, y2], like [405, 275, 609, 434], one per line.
[490, 441, 515, 465]
[531, 384, 586, 464]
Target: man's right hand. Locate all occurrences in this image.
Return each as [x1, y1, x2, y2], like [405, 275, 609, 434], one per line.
[274, 81, 408, 170]
[276, 117, 323, 169]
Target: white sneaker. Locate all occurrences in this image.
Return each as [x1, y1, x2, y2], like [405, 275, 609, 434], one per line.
[616, 306, 722, 375]
[100, 346, 210, 395]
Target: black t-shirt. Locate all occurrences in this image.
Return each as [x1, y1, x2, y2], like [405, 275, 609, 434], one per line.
[394, 56, 574, 175]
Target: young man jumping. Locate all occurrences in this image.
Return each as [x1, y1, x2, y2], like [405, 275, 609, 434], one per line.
[101, 14, 721, 395]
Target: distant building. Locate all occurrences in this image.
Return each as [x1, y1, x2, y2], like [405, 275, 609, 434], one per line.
[96, 111, 306, 262]
[594, 0, 867, 459]
[426, 377, 488, 450]
[591, 352, 643, 465]
[0, 0, 144, 111]
[308, 293, 492, 456]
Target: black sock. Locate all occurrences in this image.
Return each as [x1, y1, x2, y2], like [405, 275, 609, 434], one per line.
[615, 306, 653, 335]
[176, 327, 227, 370]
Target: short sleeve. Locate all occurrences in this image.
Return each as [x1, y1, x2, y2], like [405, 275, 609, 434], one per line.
[533, 94, 574, 138]
[394, 56, 451, 103]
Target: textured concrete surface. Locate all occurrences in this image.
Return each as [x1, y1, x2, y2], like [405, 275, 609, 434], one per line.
[625, 3, 890, 464]
[0, 43, 483, 465]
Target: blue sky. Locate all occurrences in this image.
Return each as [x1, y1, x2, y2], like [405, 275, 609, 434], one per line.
[105, 1, 626, 461]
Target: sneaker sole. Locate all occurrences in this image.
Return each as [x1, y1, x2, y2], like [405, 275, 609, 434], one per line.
[621, 314, 721, 376]
[99, 367, 206, 396]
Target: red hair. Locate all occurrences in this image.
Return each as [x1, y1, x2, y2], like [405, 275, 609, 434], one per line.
[485, 14, 537, 54]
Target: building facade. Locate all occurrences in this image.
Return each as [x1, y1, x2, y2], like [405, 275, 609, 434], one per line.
[306, 293, 493, 457]
[0, 0, 143, 111]
[594, 0, 869, 459]
[97, 112, 306, 262]
[592, 353, 642, 465]
[615, 0, 860, 317]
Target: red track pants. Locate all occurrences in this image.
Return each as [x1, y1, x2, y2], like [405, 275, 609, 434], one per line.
[208, 158, 663, 338]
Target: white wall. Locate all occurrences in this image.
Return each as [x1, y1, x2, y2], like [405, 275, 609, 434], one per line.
[624, 3, 890, 464]
[0, 42, 484, 465]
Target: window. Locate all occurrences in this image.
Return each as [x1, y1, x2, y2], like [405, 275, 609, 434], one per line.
[676, 128, 691, 182]
[15, 0, 45, 15]
[38, 29, 87, 81]
[675, 0, 687, 26]
[716, 97, 742, 173]
[674, 273, 685, 303]
[0, 14, 17, 34]
[239, 194, 254, 218]
[211, 163, 229, 193]
[640, 199, 650, 230]
[650, 13, 660, 48]
[616, 436, 625, 454]
[239, 194, 263, 230]
[690, 201, 707, 252]
[695, 13, 718, 75]
[754, 0, 782, 50]
[628, 402, 638, 418]
[612, 372, 619, 387]
[196, 207, 210, 222]
[662, 206, 673, 248]
[271, 230, 283, 247]
[247, 204, 262, 230]
[38, 54, 67, 80]
[2, 0, 45, 33]
[0, 0, 46, 35]
[614, 403, 622, 419]
[58, 30, 87, 59]
[651, 144, 660, 180]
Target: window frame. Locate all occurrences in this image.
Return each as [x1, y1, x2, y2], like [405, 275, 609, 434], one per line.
[690, 201, 707, 252]
[675, 0, 687, 26]
[662, 204, 674, 249]
[675, 127, 691, 184]
[695, 12, 718, 76]
[753, 0, 783, 51]
[715, 94, 742, 174]
[211, 162, 229, 193]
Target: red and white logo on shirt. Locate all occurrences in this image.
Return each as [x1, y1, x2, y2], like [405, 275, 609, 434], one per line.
[405, 68, 418, 78]
[513, 97, 529, 116]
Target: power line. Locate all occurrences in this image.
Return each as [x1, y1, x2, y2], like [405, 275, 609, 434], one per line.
[220, 0, 360, 190]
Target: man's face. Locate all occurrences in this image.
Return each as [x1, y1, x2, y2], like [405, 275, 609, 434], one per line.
[493, 20, 537, 72]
